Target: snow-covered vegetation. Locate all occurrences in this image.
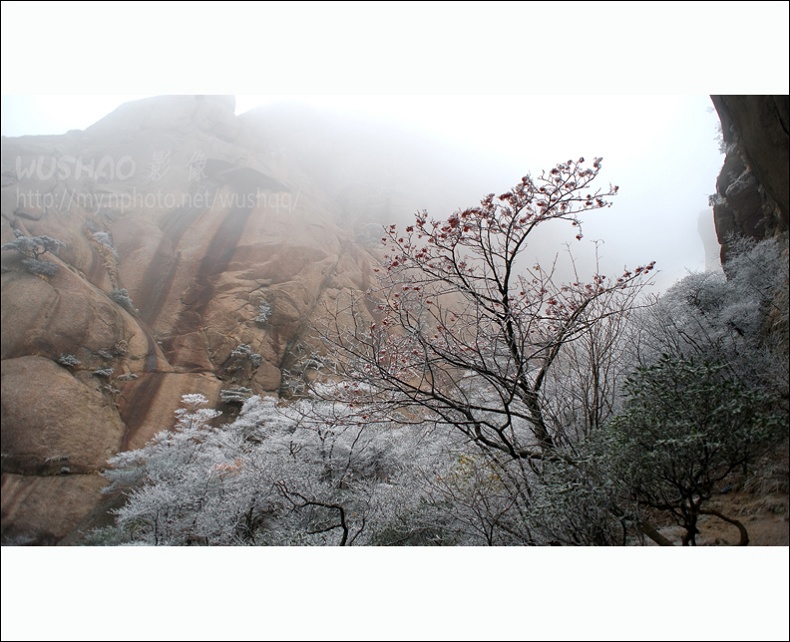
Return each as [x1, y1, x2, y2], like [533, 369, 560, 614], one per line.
[92, 163, 788, 546]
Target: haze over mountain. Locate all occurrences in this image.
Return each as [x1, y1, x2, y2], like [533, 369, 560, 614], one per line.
[1, 94, 786, 544]
[0, 95, 561, 541]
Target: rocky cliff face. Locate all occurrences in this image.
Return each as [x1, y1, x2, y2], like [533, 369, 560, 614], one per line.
[1, 95, 501, 543]
[710, 96, 789, 261]
[1, 96, 391, 543]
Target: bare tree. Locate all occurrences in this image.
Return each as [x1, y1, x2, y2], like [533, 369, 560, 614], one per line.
[318, 158, 652, 461]
[309, 159, 655, 543]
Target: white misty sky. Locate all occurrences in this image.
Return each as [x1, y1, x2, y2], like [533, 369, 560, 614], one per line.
[0, 92, 736, 287]
[1, 3, 788, 641]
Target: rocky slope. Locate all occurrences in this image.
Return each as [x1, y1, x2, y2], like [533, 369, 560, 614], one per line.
[710, 95, 789, 260]
[0, 96, 394, 543]
[1, 95, 504, 543]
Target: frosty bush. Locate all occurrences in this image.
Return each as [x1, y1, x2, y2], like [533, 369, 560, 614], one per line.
[631, 236, 788, 399]
[255, 301, 272, 324]
[220, 387, 253, 404]
[20, 258, 58, 276]
[57, 354, 81, 368]
[110, 288, 135, 313]
[230, 344, 262, 366]
[97, 392, 512, 545]
[92, 231, 118, 256]
[227, 343, 263, 370]
[93, 367, 114, 378]
[604, 355, 784, 545]
[2, 234, 63, 276]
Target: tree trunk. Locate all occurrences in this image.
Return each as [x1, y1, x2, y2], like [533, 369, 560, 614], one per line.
[699, 508, 749, 546]
[640, 521, 674, 546]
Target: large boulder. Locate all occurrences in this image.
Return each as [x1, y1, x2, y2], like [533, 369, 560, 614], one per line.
[711, 95, 790, 261]
[1, 473, 108, 545]
[0, 96, 379, 542]
[1, 356, 125, 474]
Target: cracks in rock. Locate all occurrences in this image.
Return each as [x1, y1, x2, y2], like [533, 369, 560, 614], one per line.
[276, 241, 349, 393]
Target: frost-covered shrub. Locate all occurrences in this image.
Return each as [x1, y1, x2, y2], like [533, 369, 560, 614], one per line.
[2, 235, 63, 276]
[57, 354, 81, 368]
[604, 355, 784, 545]
[21, 258, 58, 276]
[95, 389, 541, 546]
[93, 367, 114, 378]
[631, 236, 788, 398]
[220, 387, 253, 404]
[229, 344, 262, 368]
[526, 449, 630, 546]
[92, 231, 118, 256]
[109, 288, 135, 313]
[2, 234, 63, 257]
[255, 301, 272, 324]
[94, 391, 457, 545]
[230, 344, 253, 358]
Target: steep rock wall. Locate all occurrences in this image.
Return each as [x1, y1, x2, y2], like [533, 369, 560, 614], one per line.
[1, 96, 376, 543]
[711, 95, 789, 261]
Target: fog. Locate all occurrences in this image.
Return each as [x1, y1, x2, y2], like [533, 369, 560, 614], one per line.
[247, 95, 724, 289]
[2, 94, 723, 290]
